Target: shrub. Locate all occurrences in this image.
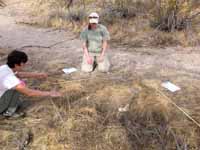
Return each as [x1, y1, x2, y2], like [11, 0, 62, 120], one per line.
[67, 9, 87, 22]
[101, 0, 146, 25]
[150, 0, 200, 32]
[0, 0, 6, 7]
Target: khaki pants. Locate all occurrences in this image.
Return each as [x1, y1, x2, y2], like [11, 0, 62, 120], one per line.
[0, 90, 20, 114]
[81, 53, 110, 73]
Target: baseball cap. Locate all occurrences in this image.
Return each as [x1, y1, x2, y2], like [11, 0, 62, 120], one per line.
[89, 12, 99, 24]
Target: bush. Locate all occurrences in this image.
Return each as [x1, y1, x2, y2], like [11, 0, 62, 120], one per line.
[150, 0, 200, 32]
[0, 0, 6, 7]
[67, 9, 87, 22]
[101, 0, 146, 25]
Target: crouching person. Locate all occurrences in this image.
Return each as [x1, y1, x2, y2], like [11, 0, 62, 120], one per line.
[0, 50, 61, 118]
[80, 12, 111, 73]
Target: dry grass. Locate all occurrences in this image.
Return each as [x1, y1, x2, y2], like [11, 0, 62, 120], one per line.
[1, 75, 199, 149]
[1, 47, 200, 149]
[1, 2, 200, 149]
[0, 58, 200, 149]
[0, 0, 6, 7]
[19, 0, 200, 47]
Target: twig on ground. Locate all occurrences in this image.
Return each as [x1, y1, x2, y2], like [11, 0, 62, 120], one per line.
[14, 39, 70, 51]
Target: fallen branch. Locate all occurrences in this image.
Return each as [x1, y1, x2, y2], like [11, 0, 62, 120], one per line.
[14, 39, 69, 51]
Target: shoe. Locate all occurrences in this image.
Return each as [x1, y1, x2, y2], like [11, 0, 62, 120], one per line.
[10, 112, 25, 119]
[2, 111, 25, 119]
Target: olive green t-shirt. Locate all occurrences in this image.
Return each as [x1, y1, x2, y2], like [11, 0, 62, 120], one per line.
[80, 24, 110, 53]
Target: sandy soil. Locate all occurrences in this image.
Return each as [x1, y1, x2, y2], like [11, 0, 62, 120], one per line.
[0, 1, 200, 149]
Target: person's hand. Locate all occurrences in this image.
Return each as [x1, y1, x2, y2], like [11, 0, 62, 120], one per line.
[49, 91, 62, 97]
[36, 73, 48, 79]
[86, 55, 93, 64]
[98, 55, 104, 62]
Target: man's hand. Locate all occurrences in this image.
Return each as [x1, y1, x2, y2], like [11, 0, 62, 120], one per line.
[98, 55, 104, 62]
[86, 55, 93, 65]
[49, 91, 62, 97]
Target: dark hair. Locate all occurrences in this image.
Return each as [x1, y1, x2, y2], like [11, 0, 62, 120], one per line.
[7, 50, 28, 68]
[88, 24, 92, 30]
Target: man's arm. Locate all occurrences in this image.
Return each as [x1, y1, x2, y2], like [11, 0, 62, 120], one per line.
[82, 42, 89, 57]
[82, 42, 93, 64]
[15, 84, 61, 97]
[99, 40, 108, 62]
[16, 72, 47, 79]
[101, 40, 108, 57]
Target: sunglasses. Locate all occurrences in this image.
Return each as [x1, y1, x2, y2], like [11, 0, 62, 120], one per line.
[89, 16, 98, 19]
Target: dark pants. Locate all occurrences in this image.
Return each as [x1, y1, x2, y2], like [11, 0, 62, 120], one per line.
[0, 90, 20, 114]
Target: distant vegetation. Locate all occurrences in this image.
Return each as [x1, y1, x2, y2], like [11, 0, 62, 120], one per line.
[0, 0, 6, 7]
[17, 0, 200, 46]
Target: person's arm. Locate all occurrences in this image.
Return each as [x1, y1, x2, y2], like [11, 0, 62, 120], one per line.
[82, 42, 93, 64]
[80, 28, 93, 64]
[16, 72, 48, 79]
[82, 41, 89, 57]
[16, 72, 47, 79]
[99, 25, 110, 61]
[15, 84, 61, 97]
[99, 40, 108, 60]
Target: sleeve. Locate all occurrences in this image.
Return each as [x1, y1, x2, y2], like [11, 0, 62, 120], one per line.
[80, 29, 88, 42]
[3, 75, 21, 90]
[101, 25, 110, 41]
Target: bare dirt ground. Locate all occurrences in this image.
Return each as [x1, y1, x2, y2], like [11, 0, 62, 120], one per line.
[0, 1, 200, 150]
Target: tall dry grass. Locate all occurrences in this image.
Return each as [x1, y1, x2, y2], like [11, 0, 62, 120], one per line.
[40, 79, 200, 149]
[0, 0, 6, 7]
[150, 0, 200, 32]
[24, 0, 200, 46]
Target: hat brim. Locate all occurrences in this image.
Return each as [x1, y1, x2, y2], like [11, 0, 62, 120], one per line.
[89, 18, 99, 24]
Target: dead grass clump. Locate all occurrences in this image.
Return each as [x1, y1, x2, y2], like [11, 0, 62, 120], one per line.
[0, 0, 6, 8]
[130, 83, 171, 123]
[52, 78, 134, 149]
[28, 0, 86, 28]
[101, 126, 132, 150]
[150, 0, 200, 32]
[0, 129, 31, 150]
[46, 8, 86, 28]
[149, 31, 180, 46]
[67, 9, 87, 22]
[56, 98, 132, 150]
[56, 107, 102, 149]
[101, 0, 145, 25]
[117, 81, 200, 149]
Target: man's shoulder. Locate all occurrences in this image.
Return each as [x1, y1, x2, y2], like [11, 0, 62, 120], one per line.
[98, 24, 108, 30]
[81, 27, 89, 33]
[0, 64, 7, 69]
[0, 65, 11, 73]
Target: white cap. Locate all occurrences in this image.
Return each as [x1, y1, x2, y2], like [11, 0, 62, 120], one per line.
[89, 12, 99, 24]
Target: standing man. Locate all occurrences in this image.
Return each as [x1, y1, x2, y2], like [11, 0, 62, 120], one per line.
[0, 50, 61, 118]
[80, 12, 111, 73]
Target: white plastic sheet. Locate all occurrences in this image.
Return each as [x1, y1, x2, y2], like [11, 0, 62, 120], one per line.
[161, 81, 180, 92]
[62, 68, 77, 74]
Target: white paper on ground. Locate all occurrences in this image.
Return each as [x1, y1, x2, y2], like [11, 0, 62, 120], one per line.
[161, 81, 180, 92]
[118, 104, 129, 112]
[62, 68, 77, 74]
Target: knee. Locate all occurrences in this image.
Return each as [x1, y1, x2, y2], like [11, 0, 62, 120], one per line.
[81, 65, 93, 73]
[98, 65, 110, 72]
